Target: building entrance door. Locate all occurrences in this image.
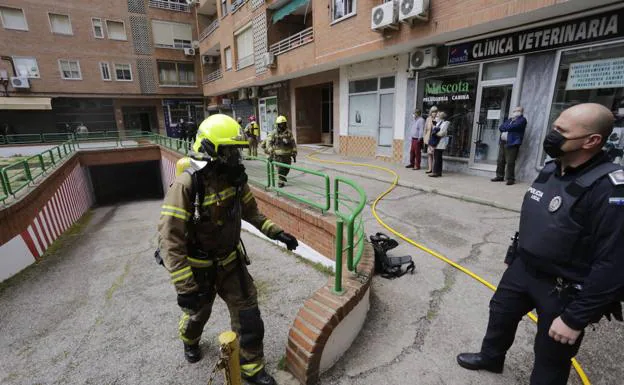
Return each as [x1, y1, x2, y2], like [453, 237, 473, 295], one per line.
[377, 92, 394, 156]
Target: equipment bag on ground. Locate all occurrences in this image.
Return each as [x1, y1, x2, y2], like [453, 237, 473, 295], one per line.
[369, 232, 415, 279]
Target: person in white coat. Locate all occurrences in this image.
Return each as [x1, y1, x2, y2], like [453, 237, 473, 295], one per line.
[428, 111, 449, 177]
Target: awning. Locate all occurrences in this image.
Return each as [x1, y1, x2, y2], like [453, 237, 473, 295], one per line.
[0, 97, 52, 110]
[272, 0, 309, 24]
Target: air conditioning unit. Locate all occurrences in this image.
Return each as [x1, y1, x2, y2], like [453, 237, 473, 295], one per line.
[10, 76, 30, 89]
[371, 1, 399, 31]
[184, 47, 196, 56]
[249, 86, 259, 99]
[399, 0, 429, 23]
[409, 46, 438, 70]
[263, 52, 276, 68]
[191, 40, 200, 49]
[238, 88, 248, 100]
[202, 55, 218, 65]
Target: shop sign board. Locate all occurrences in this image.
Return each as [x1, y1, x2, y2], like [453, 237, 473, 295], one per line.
[566, 57, 624, 90]
[423, 79, 474, 103]
[448, 8, 624, 65]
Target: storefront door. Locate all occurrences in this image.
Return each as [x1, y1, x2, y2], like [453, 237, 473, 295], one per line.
[470, 58, 523, 170]
[259, 96, 278, 140]
[378, 92, 394, 155]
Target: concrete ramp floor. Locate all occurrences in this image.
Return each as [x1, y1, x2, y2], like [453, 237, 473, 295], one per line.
[0, 200, 327, 385]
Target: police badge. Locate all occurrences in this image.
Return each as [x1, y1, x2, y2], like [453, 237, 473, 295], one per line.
[548, 196, 562, 213]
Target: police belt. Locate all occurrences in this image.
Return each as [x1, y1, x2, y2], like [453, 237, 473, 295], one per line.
[520, 254, 583, 290]
[186, 245, 241, 268]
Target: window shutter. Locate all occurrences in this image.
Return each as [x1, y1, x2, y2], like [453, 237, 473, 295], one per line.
[152, 20, 172, 46]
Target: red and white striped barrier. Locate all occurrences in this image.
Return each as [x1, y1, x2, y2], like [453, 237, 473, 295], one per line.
[0, 165, 92, 282]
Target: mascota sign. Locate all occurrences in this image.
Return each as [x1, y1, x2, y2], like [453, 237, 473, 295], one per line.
[448, 8, 624, 65]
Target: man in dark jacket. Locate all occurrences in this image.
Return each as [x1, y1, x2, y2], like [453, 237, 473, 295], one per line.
[492, 107, 527, 185]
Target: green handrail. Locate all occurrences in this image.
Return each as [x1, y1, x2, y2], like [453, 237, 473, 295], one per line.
[244, 156, 272, 189]
[334, 176, 367, 272]
[6, 134, 43, 144]
[270, 160, 331, 213]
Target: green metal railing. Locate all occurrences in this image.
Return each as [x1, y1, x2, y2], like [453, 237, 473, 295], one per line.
[244, 156, 272, 189]
[1, 130, 149, 146]
[271, 160, 331, 213]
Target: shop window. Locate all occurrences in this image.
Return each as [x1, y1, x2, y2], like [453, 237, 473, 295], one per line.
[349, 78, 377, 93]
[421, 72, 478, 158]
[106, 20, 127, 41]
[544, 43, 624, 165]
[49, 13, 72, 35]
[168, 105, 190, 126]
[332, 0, 355, 23]
[12, 56, 39, 78]
[0, 6, 28, 31]
[380, 76, 395, 89]
[482, 59, 518, 81]
[92, 18, 104, 38]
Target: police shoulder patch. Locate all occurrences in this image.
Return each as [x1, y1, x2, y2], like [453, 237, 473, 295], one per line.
[608, 169, 624, 186]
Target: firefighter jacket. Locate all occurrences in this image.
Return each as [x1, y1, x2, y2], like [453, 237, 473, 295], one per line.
[263, 129, 297, 158]
[244, 122, 260, 139]
[158, 168, 283, 294]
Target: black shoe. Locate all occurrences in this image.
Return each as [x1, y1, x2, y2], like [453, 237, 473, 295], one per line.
[506, 180, 515, 185]
[491, 177, 504, 182]
[242, 367, 277, 385]
[184, 343, 202, 363]
[428, 174, 441, 177]
[278, 182, 285, 188]
[405, 164, 414, 168]
[456, 353, 504, 373]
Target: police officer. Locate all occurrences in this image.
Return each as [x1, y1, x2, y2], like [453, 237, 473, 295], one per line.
[244, 115, 260, 157]
[263, 115, 297, 188]
[159, 114, 299, 385]
[457, 103, 624, 385]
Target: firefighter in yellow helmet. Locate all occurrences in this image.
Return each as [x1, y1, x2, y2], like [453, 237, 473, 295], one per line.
[244, 115, 260, 157]
[158, 114, 298, 385]
[262, 115, 297, 187]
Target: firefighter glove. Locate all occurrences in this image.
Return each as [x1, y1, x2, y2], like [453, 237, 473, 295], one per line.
[275, 232, 298, 251]
[177, 292, 201, 311]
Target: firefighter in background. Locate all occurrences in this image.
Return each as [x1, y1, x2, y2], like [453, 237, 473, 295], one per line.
[262, 115, 297, 188]
[158, 114, 298, 385]
[244, 115, 260, 157]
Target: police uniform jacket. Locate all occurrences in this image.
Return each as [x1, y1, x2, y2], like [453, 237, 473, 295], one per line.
[518, 151, 624, 329]
[158, 169, 283, 295]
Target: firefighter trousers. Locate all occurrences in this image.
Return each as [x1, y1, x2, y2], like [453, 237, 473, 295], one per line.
[178, 260, 265, 365]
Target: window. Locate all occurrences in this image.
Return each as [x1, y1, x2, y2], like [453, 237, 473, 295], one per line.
[0, 6, 28, 31]
[114, 63, 132, 81]
[100, 62, 111, 81]
[152, 20, 193, 49]
[221, 0, 229, 18]
[59, 60, 82, 80]
[224, 47, 232, 70]
[158, 61, 196, 86]
[106, 20, 127, 40]
[235, 26, 253, 70]
[92, 18, 104, 38]
[49, 13, 72, 35]
[13, 57, 40, 78]
[332, 0, 355, 22]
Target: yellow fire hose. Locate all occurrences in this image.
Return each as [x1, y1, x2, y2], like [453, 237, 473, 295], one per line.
[306, 150, 591, 385]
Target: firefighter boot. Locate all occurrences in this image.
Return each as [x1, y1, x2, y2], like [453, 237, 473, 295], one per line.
[242, 367, 277, 385]
[184, 343, 202, 363]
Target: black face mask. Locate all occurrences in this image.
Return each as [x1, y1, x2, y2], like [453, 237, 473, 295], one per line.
[543, 130, 595, 159]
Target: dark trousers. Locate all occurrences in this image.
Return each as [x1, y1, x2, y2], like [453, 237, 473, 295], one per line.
[496, 143, 520, 181]
[480, 258, 584, 385]
[409, 138, 423, 168]
[433, 149, 444, 175]
[275, 155, 292, 186]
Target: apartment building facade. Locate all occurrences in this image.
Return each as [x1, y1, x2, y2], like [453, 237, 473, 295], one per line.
[198, 0, 624, 181]
[0, 0, 204, 136]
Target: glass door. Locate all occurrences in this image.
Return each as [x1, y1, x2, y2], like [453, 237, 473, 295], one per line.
[377, 92, 394, 156]
[473, 84, 513, 166]
[258, 96, 277, 140]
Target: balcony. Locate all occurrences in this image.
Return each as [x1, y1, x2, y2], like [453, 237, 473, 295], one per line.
[231, 0, 249, 13]
[269, 27, 313, 56]
[200, 19, 219, 41]
[148, 0, 191, 12]
[236, 54, 254, 70]
[203, 68, 223, 84]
